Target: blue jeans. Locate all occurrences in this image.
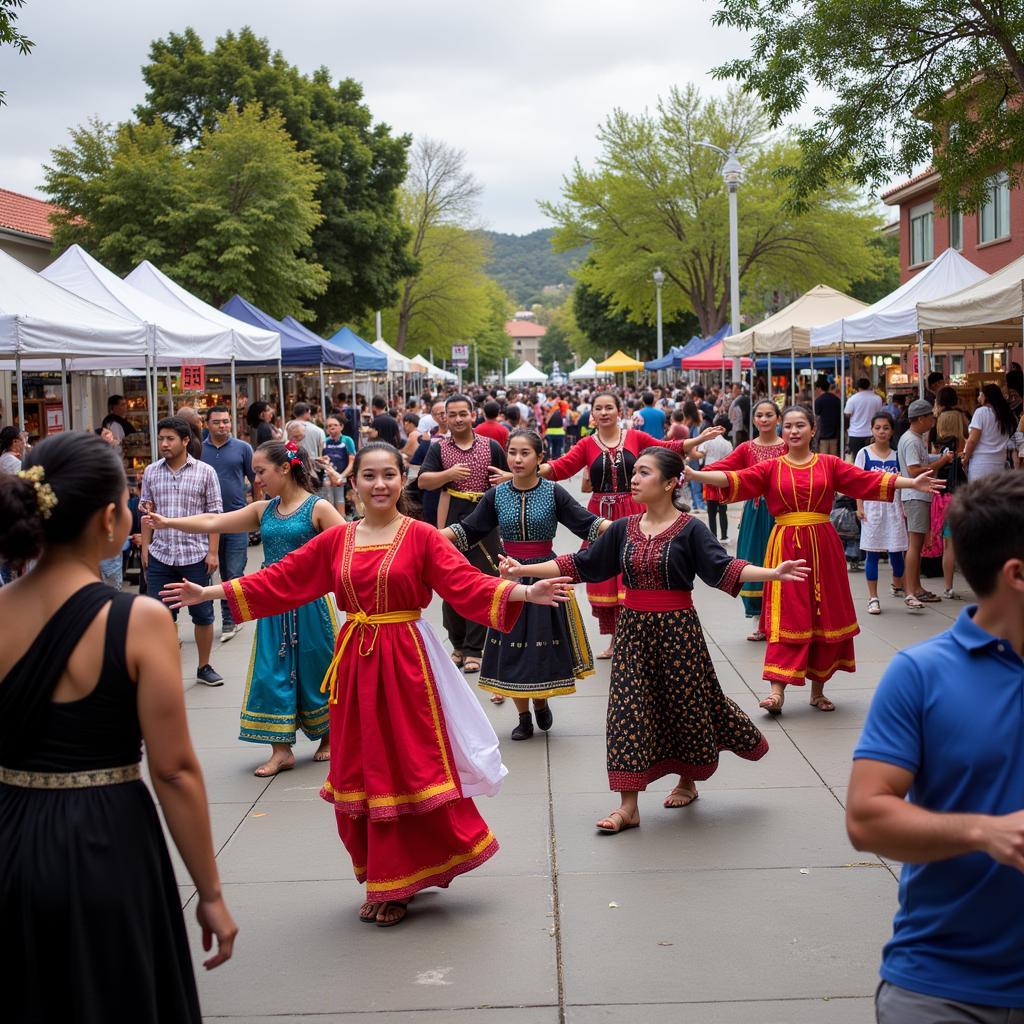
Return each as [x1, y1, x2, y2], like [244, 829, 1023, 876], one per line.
[146, 555, 214, 626]
[218, 533, 249, 627]
[687, 458, 706, 510]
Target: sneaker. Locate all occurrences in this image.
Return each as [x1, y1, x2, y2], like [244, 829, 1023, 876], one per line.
[890, 585, 905, 598]
[196, 664, 224, 687]
[220, 623, 241, 643]
[943, 588, 961, 600]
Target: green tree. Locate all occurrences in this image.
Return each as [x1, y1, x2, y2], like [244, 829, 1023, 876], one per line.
[135, 27, 414, 329]
[711, 0, 1024, 214]
[544, 86, 887, 337]
[0, 0, 33, 105]
[43, 106, 327, 317]
[538, 322, 573, 374]
[849, 234, 901, 307]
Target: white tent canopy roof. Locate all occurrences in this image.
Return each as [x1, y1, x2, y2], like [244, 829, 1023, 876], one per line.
[371, 338, 425, 373]
[568, 357, 612, 379]
[124, 261, 280, 363]
[42, 245, 235, 363]
[506, 359, 548, 383]
[810, 248, 988, 349]
[409, 352, 457, 381]
[0, 247, 148, 362]
[723, 285, 867, 355]
[918, 250, 1024, 333]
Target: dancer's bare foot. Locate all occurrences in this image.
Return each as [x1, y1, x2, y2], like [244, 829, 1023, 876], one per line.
[313, 737, 330, 762]
[253, 748, 295, 777]
[358, 901, 382, 923]
[376, 898, 411, 927]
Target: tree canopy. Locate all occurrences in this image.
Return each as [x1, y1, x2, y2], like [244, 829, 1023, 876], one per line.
[44, 105, 327, 317]
[134, 27, 414, 330]
[712, 0, 1024, 214]
[544, 86, 890, 337]
[0, 0, 33, 105]
[484, 228, 586, 306]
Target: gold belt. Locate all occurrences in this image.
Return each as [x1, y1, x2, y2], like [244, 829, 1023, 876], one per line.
[774, 513, 830, 526]
[447, 488, 485, 502]
[320, 609, 422, 704]
[0, 764, 142, 789]
[766, 512, 831, 620]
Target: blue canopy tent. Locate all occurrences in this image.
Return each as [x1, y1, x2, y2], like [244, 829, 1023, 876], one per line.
[644, 325, 730, 370]
[286, 318, 387, 373]
[644, 345, 687, 371]
[222, 295, 354, 417]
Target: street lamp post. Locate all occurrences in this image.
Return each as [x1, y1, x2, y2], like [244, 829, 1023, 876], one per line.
[652, 266, 665, 384]
[695, 141, 744, 386]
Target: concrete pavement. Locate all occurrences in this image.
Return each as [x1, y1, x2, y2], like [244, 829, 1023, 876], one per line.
[155, 486, 968, 1023]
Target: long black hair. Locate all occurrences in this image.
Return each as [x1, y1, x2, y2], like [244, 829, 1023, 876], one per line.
[370, 414, 402, 448]
[0, 431, 126, 566]
[256, 440, 318, 494]
[636, 446, 690, 512]
[980, 383, 1017, 437]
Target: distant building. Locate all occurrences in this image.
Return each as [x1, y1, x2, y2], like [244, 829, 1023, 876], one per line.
[504, 319, 546, 366]
[0, 187, 56, 271]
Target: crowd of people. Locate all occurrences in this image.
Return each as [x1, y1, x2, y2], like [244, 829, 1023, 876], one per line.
[1, 365, 1022, 1022]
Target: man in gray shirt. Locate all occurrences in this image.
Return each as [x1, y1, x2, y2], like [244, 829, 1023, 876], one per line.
[898, 399, 953, 609]
[291, 402, 325, 459]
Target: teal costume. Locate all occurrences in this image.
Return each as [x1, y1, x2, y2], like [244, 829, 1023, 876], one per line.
[239, 495, 338, 744]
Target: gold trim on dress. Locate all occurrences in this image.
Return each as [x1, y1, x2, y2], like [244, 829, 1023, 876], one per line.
[0, 764, 142, 789]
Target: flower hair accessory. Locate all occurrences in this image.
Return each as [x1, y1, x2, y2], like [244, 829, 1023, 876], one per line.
[283, 440, 302, 465]
[17, 465, 58, 519]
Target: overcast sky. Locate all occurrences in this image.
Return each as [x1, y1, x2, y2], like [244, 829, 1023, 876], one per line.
[1, 1, 767, 234]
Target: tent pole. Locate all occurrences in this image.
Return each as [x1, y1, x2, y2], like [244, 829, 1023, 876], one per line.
[917, 331, 925, 399]
[277, 359, 285, 417]
[319, 363, 327, 425]
[60, 358, 69, 432]
[15, 353, 24, 434]
[230, 358, 237, 433]
[767, 351, 772, 402]
[790, 345, 796, 405]
[146, 354, 158, 462]
[166, 366, 174, 417]
[840, 337, 846, 459]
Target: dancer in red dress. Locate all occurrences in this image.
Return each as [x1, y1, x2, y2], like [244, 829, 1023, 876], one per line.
[687, 405, 943, 714]
[496, 391, 721, 657]
[162, 442, 571, 927]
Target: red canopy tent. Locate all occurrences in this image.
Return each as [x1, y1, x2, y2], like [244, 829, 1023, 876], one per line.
[680, 340, 752, 370]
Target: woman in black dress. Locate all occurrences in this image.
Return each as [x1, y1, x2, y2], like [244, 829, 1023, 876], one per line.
[501, 447, 807, 834]
[0, 432, 237, 1023]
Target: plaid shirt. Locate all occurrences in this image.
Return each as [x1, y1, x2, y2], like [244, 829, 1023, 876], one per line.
[141, 455, 223, 566]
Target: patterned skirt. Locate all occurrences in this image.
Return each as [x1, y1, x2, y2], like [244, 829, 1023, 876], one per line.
[606, 607, 768, 791]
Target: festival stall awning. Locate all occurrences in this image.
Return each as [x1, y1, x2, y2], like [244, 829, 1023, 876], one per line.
[0, 247, 148, 363]
[221, 295, 353, 368]
[568, 356, 612, 379]
[681, 340, 752, 370]
[42, 245, 234, 364]
[596, 350, 645, 373]
[410, 353, 458, 381]
[125, 261, 280, 362]
[369, 337, 426, 373]
[316, 322, 388, 372]
[724, 285, 867, 355]
[810, 248, 988, 350]
[506, 359, 548, 383]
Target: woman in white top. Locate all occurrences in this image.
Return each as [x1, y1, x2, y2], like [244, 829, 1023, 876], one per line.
[963, 384, 1017, 480]
[854, 413, 908, 614]
[0, 427, 25, 475]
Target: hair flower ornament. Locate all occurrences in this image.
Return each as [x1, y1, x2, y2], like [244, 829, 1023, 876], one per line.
[283, 440, 302, 465]
[17, 465, 58, 519]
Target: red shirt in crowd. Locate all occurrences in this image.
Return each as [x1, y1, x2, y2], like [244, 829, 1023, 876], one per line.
[475, 419, 510, 445]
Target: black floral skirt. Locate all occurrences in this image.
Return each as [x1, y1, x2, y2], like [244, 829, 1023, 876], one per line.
[606, 607, 768, 791]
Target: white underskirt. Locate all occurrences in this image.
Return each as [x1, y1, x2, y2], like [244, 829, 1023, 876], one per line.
[413, 621, 508, 798]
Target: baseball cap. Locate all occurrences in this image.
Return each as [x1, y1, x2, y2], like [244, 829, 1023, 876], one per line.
[908, 398, 933, 418]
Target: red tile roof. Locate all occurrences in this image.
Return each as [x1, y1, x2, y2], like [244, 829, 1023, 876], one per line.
[504, 319, 547, 337]
[0, 187, 57, 241]
[881, 167, 938, 202]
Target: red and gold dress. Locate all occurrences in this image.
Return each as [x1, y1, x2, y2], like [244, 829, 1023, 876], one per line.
[721, 454, 897, 686]
[545, 430, 689, 634]
[223, 517, 522, 902]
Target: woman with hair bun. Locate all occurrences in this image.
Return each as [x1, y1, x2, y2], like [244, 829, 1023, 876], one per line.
[441, 429, 610, 740]
[500, 446, 807, 833]
[0, 431, 236, 1022]
[144, 440, 343, 777]
[160, 441, 573, 927]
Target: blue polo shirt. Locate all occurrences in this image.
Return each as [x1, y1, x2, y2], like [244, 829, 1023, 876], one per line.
[854, 606, 1024, 1008]
[200, 437, 256, 516]
[636, 405, 666, 439]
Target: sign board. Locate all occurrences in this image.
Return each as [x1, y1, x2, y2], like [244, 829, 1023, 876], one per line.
[181, 364, 206, 391]
[451, 344, 469, 368]
[46, 405, 65, 435]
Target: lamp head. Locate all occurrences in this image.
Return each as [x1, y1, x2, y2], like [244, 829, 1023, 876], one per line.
[722, 152, 744, 187]
[652, 267, 665, 287]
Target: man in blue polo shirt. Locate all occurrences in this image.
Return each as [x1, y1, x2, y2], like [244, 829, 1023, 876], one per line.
[847, 471, 1024, 1022]
[201, 405, 258, 642]
[635, 391, 666, 439]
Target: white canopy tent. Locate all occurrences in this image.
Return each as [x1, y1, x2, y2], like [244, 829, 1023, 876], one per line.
[371, 338, 426, 373]
[506, 359, 548, 384]
[0, 248, 150, 436]
[810, 248, 988, 350]
[568, 357, 612, 380]
[918, 250, 1024, 337]
[410, 352, 457, 382]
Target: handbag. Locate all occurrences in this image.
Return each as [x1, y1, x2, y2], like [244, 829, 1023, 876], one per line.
[829, 506, 860, 540]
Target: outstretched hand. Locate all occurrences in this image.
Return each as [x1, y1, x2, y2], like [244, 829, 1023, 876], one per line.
[142, 511, 172, 531]
[526, 577, 574, 605]
[696, 425, 725, 444]
[489, 465, 513, 486]
[160, 580, 207, 610]
[774, 559, 810, 583]
[498, 555, 524, 579]
[912, 470, 945, 494]
[682, 463, 697, 482]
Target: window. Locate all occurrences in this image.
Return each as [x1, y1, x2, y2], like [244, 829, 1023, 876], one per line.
[909, 200, 934, 265]
[979, 172, 1010, 243]
[949, 210, 963, 250]
[950, 354, 964, 377]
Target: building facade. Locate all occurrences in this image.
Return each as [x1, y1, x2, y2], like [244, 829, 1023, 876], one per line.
[504, 319, 546, 366]
[0, 187, 55, 271]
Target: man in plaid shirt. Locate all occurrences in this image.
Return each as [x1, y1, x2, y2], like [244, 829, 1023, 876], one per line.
[141, 417, 224, 686]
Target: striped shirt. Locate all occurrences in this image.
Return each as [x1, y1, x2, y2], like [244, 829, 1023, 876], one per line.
[141, 455, 223, 566]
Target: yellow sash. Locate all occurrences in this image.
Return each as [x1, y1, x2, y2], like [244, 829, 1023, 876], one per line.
[447, 488, 485, 502]
[319, 609, 422, 704]
[765, 513, 831, 634]
[774, 512, 830, 526]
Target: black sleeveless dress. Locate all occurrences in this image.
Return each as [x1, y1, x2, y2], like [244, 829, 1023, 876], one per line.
[0, 583, 201, 1024]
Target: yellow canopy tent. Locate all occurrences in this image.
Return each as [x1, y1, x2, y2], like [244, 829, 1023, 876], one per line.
[596, 350, 645, 373]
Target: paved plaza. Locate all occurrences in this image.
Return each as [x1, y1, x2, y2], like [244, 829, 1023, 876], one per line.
[157, 485, 968, 1023]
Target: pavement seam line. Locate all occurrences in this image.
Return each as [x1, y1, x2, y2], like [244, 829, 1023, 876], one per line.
[545, 729, 568, 1024]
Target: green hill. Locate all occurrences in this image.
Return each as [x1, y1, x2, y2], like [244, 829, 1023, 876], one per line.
[483, 228, 586, 306]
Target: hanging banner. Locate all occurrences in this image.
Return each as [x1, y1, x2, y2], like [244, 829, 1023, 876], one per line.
[451, 344, 469, 368]
[181, 364, 206, 391]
